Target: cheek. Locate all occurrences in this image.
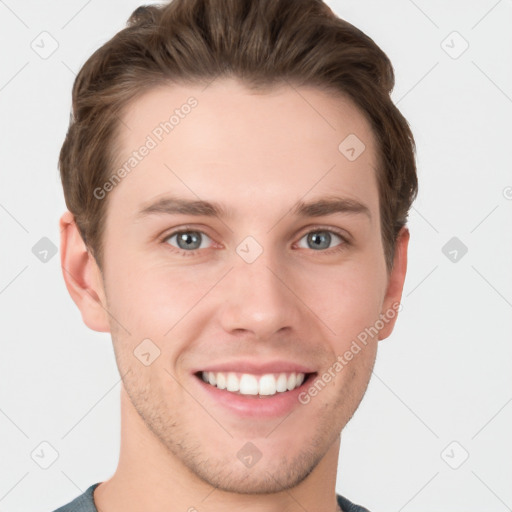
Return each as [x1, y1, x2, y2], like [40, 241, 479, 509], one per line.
[104, 258, 217, 336]
[302, 261, 385, 338]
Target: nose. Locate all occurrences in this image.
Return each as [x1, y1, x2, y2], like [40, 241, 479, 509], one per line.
[217, 247, 303, 340]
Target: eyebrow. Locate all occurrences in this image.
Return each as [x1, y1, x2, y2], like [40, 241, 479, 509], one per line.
[135, 194, 372, 221]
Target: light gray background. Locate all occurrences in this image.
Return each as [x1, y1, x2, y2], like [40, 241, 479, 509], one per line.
[1, 1, 511, 511]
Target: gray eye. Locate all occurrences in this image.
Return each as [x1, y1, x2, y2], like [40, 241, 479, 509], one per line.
[298, 230, 343, 251]
[166, 231, 212, 251]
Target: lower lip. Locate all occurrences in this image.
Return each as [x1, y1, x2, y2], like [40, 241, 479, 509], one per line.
[193, 373, 317, 418]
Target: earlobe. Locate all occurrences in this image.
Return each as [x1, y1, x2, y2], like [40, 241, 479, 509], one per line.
[378, 226, 410, 341]
[59, 211, 111, 333]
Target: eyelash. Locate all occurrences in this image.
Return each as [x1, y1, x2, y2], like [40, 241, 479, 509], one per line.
[159, 225, 351, 257]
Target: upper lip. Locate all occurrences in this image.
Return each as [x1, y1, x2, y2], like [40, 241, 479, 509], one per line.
[193, 360, 317, 375]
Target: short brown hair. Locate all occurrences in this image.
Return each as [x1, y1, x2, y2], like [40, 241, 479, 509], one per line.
[59, 0, 417, 273]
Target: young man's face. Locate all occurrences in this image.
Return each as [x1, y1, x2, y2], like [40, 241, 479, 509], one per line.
[64, 78, 408, 494]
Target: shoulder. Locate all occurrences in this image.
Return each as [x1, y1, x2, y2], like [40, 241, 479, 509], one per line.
[50, 483, 101, 512]
[336, 493, 373, 512]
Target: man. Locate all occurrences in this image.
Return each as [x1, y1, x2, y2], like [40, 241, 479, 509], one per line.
[54, 0, 417, 511]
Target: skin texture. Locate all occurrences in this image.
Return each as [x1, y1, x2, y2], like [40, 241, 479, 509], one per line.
[60, 78, 409, 512]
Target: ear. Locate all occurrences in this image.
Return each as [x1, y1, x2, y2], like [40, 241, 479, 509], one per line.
[59, 211, 111, 333]
[378, 226, 410, 340]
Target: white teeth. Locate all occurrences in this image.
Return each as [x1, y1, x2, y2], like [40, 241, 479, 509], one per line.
[286, 373, 297, 391]
[226, 372, 239, 392]
[276, 373, 288, 392]
[200, 371, 307, 396]
[215, 372, 226, 389]
[258, 374, 277, 395]
[239, 374, 259, 395]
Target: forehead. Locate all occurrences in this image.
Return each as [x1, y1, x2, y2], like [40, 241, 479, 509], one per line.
[108, 78, 379, 223]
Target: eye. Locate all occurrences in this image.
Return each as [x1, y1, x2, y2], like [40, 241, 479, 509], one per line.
[160, 226, 350, 257]
[296, 229, 348, 252]
[163, 229, 213, 253]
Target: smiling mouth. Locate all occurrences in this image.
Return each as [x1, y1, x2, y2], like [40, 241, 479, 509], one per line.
[194, 371, 317, 397]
